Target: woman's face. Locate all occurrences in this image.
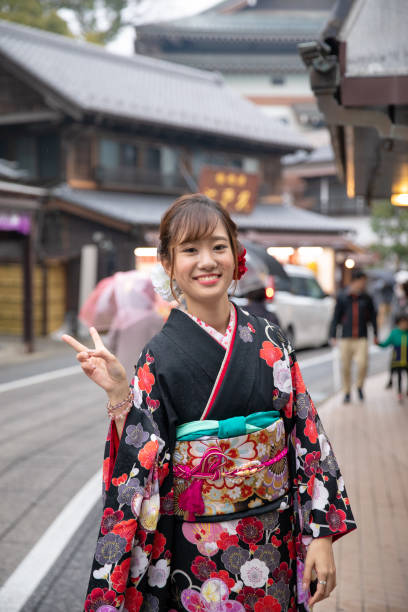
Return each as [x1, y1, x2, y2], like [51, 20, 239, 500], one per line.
[166, 218, 235, 308]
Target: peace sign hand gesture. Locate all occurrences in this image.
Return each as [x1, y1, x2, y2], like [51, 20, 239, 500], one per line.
[62, 327, 129, 401]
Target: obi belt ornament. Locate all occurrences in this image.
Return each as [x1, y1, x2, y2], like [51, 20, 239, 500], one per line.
[173, 417, 289, 521]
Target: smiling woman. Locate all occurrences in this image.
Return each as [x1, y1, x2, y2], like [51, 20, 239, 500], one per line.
[62, 193, 356, 612]
[159, 194, 240, 332]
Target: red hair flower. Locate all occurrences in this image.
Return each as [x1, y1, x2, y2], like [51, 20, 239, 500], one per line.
[237, 247, 247, 280]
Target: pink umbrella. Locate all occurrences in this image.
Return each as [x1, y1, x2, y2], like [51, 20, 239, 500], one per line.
[79, 270, 161, 331]
[79, 275, 116, 331]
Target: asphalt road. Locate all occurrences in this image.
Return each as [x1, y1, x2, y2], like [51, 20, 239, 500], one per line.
[0, 342, 390, 611]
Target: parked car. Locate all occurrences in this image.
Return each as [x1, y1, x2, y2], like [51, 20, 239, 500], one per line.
[266, 265, 335, 349]
[232, 242, 334, 349]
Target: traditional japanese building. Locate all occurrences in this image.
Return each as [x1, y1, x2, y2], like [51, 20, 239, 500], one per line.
[0, 18, 328, 344]
[135, 0, 336, 146]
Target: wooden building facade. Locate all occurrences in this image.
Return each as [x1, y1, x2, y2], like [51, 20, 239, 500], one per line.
[0, 18, 310, 344]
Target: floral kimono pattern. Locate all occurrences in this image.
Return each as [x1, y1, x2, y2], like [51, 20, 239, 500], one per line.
[84, 305, 356, 612]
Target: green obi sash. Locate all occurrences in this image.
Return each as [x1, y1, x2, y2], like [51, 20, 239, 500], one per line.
[176, 410, 281, 441]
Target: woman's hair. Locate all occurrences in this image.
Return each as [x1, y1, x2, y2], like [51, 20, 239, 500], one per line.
[158, 193, 240, 300]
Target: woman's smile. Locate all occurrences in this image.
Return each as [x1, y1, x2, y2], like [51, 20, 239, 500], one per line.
[194, 273, 222, 286]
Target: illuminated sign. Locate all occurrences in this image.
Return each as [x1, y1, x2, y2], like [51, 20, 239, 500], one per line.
[0, 214, 31, 234]
[198, 166, 259, 214]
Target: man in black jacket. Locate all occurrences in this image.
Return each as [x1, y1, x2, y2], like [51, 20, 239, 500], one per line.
[330, 269, 378, 402]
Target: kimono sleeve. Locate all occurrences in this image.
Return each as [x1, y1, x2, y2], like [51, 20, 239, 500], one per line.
[85, 347, 173, 612]
[287, 349, 356, 542]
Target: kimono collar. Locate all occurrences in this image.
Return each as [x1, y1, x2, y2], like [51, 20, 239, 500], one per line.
[183, 303, 235, 349]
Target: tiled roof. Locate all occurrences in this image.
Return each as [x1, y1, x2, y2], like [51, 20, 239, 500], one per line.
[137, 10, 329, 41]
[0, 158, 29, 180]
[341, 0, 408, 77]
[51, 184, 351, 234]
[283, 145, 334, 166]
[0, 19, 309, 151]
[144, 53, 305, 74]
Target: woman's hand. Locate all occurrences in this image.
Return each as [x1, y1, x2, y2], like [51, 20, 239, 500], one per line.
[303, 536, 336, 608]
[62, 327, 128, 399]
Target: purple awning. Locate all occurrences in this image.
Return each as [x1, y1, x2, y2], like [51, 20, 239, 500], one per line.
[0, 213, 31, 234]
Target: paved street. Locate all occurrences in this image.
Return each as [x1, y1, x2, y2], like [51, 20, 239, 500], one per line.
[1, 336, 404, 611]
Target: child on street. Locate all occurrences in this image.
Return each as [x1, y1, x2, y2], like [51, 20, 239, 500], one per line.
[379, 313, 408, 401]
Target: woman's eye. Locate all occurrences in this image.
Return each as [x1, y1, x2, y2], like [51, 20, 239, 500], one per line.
[214, 244, 227, 251]
[182, 247, 196, 253]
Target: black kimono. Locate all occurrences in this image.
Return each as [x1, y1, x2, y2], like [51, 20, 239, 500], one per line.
[84, 305, 355, 612]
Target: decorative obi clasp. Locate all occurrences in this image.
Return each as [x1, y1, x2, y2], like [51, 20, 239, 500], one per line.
[173, 418, 290, 522]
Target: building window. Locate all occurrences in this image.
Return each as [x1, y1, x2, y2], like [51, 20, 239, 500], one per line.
[270, 75, 286, 86]
[100, 138, 120, 169]
[122, 143, 139, 166]
[144, 146, 161, 171]
[15, 136, 36, 179]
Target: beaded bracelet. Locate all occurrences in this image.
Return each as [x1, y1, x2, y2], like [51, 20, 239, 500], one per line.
[107, 389, 133, 420]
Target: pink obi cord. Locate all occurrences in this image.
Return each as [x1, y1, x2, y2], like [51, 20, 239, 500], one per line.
[174, 446, 288, 521]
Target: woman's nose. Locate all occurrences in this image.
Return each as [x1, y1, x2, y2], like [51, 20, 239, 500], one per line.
[197, 249, 216, 268]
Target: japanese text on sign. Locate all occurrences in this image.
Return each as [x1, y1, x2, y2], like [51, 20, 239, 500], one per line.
[198, 167, 259, 214]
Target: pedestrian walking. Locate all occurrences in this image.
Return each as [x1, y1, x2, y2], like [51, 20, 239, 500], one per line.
[379, 313, 408, 401]
[329, 269, 378, 403]
[390, 278, 408, 324]
[63, 194, 355, 612]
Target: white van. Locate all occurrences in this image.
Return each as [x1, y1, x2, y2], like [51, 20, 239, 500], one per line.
[266, 265, 335, 349]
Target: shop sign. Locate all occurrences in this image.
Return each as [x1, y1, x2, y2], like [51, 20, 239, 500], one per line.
[198, 166, 259, 214]
[0, 213, 31, 234]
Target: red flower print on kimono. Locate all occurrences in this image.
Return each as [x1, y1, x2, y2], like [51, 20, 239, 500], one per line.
[304, 451, 321, 477]
[326, 504, 347, 533]
[237, 586, 265, 610]
[191, 555, 217, 581]
[100, 507, 124, 535]
[306, 475, 315, 497]
[272, 561, 293, 584]
[236, 517, 264, 544]
[259, 342, 283, 367]
[85, 587, 116, 612]
[254, 595, 282, 612]
[158, 461, 169, 485]
[304, 418, 318, 444]
[283, 394, 293, 419]
[137, 363, 155, 394]
[152, 531, 166, 559]
[111, 558, 131, 593]
[124, 587, 143, 612]
[291, 361, 306, 394]
[112, 473, 128, 487]
[216, 532, 239, 550]
[112, 519, 137, 552]
[138, 439, 159, 470]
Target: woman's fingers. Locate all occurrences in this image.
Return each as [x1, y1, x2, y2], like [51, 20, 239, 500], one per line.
[89, 327, 105, 350]
[61, 334, 89, 353]
[309, 576, 327, 606]
[308, 568, 336, 606]
[302, 558, 313, 593]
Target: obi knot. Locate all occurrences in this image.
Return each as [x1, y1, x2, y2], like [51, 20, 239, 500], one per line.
[218, 416, 247, 438]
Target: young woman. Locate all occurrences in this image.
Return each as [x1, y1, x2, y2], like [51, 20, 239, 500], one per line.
[63, 194, 355, 612]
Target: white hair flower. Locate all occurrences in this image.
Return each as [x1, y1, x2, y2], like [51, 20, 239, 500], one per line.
[150, 263, 182, 302]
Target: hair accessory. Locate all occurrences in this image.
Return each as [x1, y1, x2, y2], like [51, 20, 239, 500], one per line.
[151, 263, 182, 302]
[237, 247, 248, 280]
